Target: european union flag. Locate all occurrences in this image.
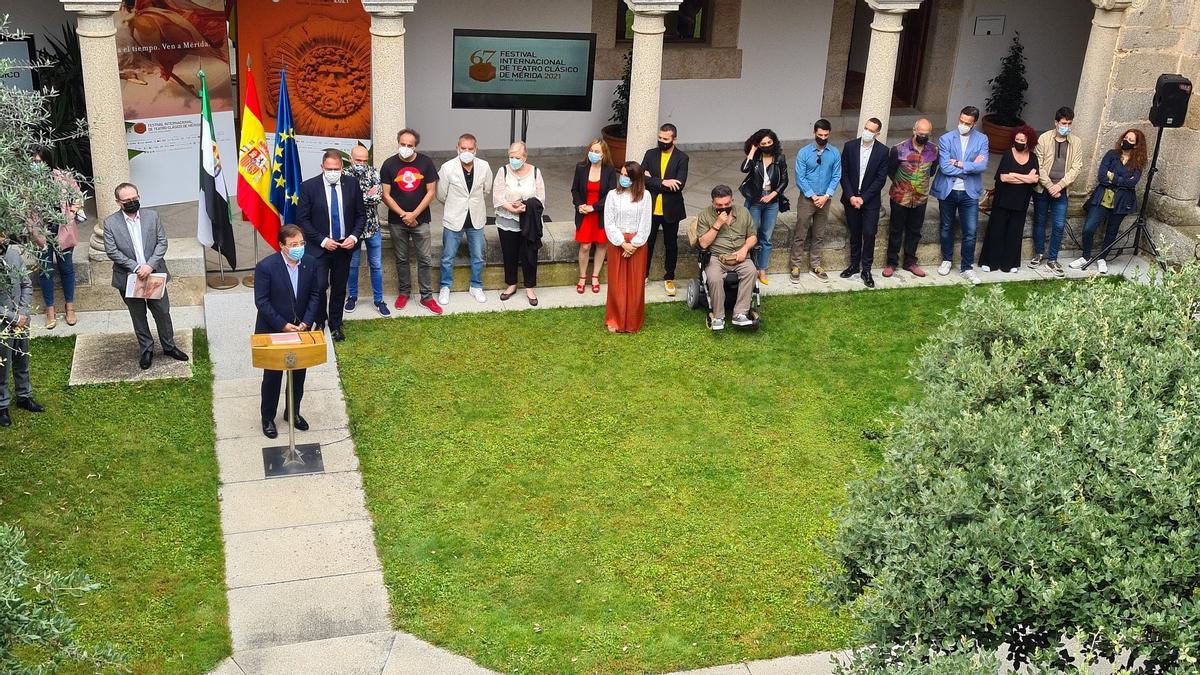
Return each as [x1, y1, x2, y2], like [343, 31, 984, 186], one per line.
[269, 70, 303, 227]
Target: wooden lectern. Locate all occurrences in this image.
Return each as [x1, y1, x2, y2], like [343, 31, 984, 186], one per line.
[250, 331, 328, 478]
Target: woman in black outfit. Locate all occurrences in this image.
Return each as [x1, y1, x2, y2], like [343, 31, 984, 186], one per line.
[979, 126, 1040, 273]
[739, 129, 789, 284]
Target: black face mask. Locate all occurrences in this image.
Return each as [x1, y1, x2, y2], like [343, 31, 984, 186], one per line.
[914, 134, 930, 145]
[658, 141, 674, 152]
[715, 206, 733, 215]
[1121, 139, 1135, 151]
[121, 199, 140, 215]
[759, 145, 776, 156]
[815, 137, 828, 147]
[1013, 142, 1027, 151]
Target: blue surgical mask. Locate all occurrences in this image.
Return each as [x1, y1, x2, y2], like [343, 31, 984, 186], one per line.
[618, 175, 633, 189]
[588, 151, 603, 164]
[509, 158, 525, 170]
[287, 245, 305, 261]
[1058, 126, 1071, 137]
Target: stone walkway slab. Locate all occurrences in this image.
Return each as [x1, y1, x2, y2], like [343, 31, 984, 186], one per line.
[68, 329, 193, 385]
[218, 471, 370, 535]
[232, 631, 396, 675]
[223, 519, 382, 589]
[382, 633, 495, 675]
[217, 429, 358, 485]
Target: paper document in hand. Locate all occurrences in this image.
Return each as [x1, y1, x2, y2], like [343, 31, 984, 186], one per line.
[269, 332, 303, 345]
[125, 273, 167, 300]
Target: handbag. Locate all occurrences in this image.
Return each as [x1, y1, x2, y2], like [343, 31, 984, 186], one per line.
[978, 188, 995, 214]
[57, 222, 78, 250]
[778, 194, 791, 213]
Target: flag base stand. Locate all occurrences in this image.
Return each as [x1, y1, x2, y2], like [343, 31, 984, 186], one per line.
[242, 274, 256, 288]
[206, 272, 239, 290]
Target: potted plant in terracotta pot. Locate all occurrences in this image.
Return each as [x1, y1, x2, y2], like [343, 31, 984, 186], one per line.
[602, 50, 632, 166]
[982, 33, 1028, 154]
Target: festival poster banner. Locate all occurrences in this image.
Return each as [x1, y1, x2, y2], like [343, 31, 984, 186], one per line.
[451, 30, 596, 112]
[117, 0, 238, 207]
[236, 0, 372, 177]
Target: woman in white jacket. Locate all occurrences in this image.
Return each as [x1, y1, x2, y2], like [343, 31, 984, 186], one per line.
[603, 161, 652, 333]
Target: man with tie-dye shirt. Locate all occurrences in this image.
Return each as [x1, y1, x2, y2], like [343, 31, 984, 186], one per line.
[885, 118, 938, 278]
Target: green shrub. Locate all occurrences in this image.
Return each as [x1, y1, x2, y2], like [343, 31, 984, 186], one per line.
[0, 524, 126, 673]
[820, 268, 1200, 674]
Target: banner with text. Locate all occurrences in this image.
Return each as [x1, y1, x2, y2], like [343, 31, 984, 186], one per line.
[451, 29, 596, 112]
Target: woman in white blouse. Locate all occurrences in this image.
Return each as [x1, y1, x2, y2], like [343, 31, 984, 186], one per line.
[603, 161, 652, 333]
[492, 142, 546, 305]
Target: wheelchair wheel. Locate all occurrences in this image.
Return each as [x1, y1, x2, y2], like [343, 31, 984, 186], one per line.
[685, 278, 704, 310]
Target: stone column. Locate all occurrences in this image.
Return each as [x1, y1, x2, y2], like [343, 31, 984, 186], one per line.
[1072, 0, 1132, 199]
[362, 0, 417, 169]
[62, 0, 128, 261]
[859, 0, 923, 139]
[624, 0, 682, 163]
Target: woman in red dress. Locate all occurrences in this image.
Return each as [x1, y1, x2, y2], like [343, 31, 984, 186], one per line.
[571, 140, 617, 293]
[603, 162, 652, 333]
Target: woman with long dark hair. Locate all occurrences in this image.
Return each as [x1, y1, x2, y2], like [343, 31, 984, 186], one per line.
[979, 125, 1039, 273]
[603, 161, 652, 333]
[1070, 128, 1147, 274]
[739, 128, 788, 284]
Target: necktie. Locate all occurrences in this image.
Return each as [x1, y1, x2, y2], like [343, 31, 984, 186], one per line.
[330, 184, 343, 240]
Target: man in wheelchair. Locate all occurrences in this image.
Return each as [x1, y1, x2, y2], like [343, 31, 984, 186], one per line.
[694, 185, 759, 331]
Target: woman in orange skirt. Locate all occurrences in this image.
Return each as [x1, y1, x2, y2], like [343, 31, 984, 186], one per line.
[603, 161, 652, 333]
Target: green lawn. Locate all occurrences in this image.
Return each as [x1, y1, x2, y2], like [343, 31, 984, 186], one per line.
[0, 331, 230, 673]
[338, 282, 1059, 674]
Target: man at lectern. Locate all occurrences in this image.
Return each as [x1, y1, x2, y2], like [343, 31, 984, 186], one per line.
[255, 225, 324, 439]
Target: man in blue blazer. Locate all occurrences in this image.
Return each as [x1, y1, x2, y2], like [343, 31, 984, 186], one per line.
[930, 106, 990, 284]
[297, 150, 367, 342]
[839, 116, 891, 288]
[255, 225, 324, 439]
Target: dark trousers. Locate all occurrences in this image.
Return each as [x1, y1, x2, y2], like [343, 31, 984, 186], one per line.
[846, 203, 881, 272]
[120, 290, 177, 355]
[979, 206, 1026, 272]
[887, 200, 926, 268]
[261, 367, 306, 423]
[316, 249, 353, 328]
[498, 228, 537, 288]
[645, 216, 680, 280]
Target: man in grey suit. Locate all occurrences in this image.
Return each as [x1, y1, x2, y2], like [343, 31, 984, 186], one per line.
[0, 233, 43, 427]
[104, 182, 189, 370]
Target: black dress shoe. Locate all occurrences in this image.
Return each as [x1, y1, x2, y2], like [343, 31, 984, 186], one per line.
[283, 411, 309, 431]
[163, 347, 189, 362]
[330, 327, 345, 342]
[262, 419, 278, 439]
[139, 350, 153, 370]
[861, 271, 875, 288]
[0, 408, 10, 427]
[15, 397, 44, 413]
[840, 266, 856, 279]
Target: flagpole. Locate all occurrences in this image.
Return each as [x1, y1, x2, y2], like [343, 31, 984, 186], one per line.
[199, 63, 237, 290]
[243, 233, 258, 287]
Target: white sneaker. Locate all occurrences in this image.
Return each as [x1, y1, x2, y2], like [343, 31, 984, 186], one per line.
[980, 265, 992, 272]
[938, 260, 952, 276]
[961, 269, 981, 285]
[1098, 259, 1108, 275]
[710, 317, 725, 331]
[469, 286, 487, 303]
[732, 314, 753, 327]
[1068, 257, 1087, 270]
[1009, 267, 1020, 274]
[438, 287, 451, 305]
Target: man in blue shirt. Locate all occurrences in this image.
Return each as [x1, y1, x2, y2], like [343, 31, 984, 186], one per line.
[930, 106, 990, 284]
[790, 119, 841, 282]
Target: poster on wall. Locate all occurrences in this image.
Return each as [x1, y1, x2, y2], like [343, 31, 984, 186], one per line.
[236, 0, 372, 177]
[451, 29, 596, 112]
[0, 37, 38, 91]
[116, 0, 237, 207]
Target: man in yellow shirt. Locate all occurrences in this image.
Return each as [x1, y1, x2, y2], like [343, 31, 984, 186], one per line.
[640, 123, 689, 296]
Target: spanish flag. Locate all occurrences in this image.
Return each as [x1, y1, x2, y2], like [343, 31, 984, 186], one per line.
[236, 62, 281, 250]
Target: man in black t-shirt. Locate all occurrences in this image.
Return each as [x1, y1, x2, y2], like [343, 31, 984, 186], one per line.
[380, 128, 441, 314]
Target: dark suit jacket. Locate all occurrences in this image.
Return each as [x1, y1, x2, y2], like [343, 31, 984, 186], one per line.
[570, 162, 617, 229]
[253, 253, 323, 334]
[102, 208, 170, 290]
[839, 139, 891, 209]
[1087, 149, 1143, 216]
[640, 147, 690, 222]
[296, 174, 367, 257]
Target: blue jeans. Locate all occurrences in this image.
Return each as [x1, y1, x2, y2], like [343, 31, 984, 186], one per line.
[1081, 204, 1126, 259]
[441, 226, 485, 289]
[38, 247, 75, 306]
[745, 199, 779, 270]
[1032, 190, 1069, 261]
[348, 231, 384, 304]
[938, 190, 979, 271]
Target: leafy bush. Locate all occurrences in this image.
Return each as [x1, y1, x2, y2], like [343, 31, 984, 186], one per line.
[820, 268, 1200, 674]
[0, 523, 126, 673]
